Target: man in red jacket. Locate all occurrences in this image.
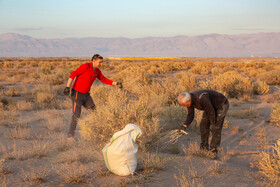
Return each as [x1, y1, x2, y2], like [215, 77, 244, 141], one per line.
[63, 54, 122, 137]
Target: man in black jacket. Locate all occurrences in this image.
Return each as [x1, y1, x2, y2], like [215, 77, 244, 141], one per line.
[178, 90, 229, 153]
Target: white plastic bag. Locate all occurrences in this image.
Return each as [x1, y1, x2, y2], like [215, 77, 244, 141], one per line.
[102, 124, 142, 176]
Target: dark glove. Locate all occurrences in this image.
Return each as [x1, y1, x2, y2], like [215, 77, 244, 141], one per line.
[116, 82, 123, 89]
[63, 87, 70, 96]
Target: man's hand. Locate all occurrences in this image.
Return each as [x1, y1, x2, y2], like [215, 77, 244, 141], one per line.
[179, 124, 188, 131]
[63, 87, 70, 96]
[116, 82, 123, 89]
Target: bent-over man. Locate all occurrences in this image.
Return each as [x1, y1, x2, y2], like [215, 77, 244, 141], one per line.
[178, 89, 229, 154]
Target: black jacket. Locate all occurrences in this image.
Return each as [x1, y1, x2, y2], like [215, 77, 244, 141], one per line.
[184, 90, 227, 127]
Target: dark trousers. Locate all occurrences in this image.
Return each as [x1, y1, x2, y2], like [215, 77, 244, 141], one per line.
[68, 89, 96, 136]
[200, 100, 229, 151]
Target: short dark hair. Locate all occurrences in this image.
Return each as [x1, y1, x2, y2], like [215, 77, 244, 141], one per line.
[91, 54, 103, 61]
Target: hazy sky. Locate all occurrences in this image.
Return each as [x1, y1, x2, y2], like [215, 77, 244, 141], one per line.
[0, 0, 279, 39]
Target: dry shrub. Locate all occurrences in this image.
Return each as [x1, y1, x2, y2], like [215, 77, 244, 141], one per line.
[55, 162, 88, 184]
[159, 104, 188, 129]
[140, 73, 198, 107]
[147, 65, 165, 75]
[247, 68, 266, 78]
[35, 92, 57, 108]
[256, 140, 280, 184]
[7, 126, 31, 140]
[40, 69, 69, 85]
[259, 70, 280, 85]
[113, 66, 152, 94]
[16, 101, 34, 111]
[80, 87, 159, 150]
[4, 88, 21, 97]
[211, 67, 223, 75]
[183, 142, 216, 159]
[200, 71, 253, 98]
[189, 63, 211, 75]
[0, 109, 19, 126]
[271, 104, 280, 127]
[40, 62, 54, 74]
[21, 165, 48, 184]
[175, 72, 198, 92]
[253, 80, 270, 95]
[3, 62, 14, 69]
[0, 159, 11, 176]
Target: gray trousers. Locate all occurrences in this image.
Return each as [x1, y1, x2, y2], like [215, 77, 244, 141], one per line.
[68, 89, 96, 136]
[200, 100, 229, 151]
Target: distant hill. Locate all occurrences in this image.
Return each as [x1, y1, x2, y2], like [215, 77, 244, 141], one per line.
[0, 32, 280, 57]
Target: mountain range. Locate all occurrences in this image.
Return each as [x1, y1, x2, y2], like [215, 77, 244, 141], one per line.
[0, 32, 280, 57]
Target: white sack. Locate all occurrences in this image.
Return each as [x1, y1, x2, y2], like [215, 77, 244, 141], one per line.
[102, 124, 142, 176]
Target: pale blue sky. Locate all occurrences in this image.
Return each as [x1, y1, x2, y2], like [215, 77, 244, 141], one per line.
[0, 0, 279, 38]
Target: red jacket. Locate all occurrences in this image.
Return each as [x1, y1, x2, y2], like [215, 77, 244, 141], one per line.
[70, 62, 113, 93]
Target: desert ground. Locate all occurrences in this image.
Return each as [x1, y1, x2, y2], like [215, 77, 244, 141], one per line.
[0, 57, 279, 186]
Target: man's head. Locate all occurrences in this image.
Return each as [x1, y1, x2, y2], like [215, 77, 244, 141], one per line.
[92, 54, 103, 68]
[177, 92, 192, 107]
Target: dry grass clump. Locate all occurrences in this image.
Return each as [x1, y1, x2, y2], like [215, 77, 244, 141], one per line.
[2, 141, 51, 160]
[55, 162, 88, 184]
[124, 152, 167, 185]
[35, 92, 57, 108]
[218, 147, 230, 162]
[21, 165, 49, 184]
[200, 71, 253, 98]
[80, 87, 159, 150]
[271, 104, 280, 127]
[47, 133, 75, 152]
[259, 70, 280, 85]
[54, 146, 100, 163]
[43, 111, 65, 132]
[183, 142, 216, 159]
[174, 167, 203, 187]
[138, 152, 165, 172]
[253, 80, 270, 95]
[0, 159, 11, 176]
[174, 169, 191, 187]
[208, 161, 224, 174]
[4, 88, 21, 97]
[6, 126, 31, 140]
[255, 140, 280, 184]
[15, 101, 34, 111]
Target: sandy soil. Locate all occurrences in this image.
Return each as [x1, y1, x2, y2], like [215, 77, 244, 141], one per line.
[0, 84, 279, 187]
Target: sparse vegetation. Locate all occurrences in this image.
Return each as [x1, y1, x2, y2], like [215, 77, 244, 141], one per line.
[0, 57, 279, 186]
[271, 104, 280, 127]
[256, 140, 280, 184]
